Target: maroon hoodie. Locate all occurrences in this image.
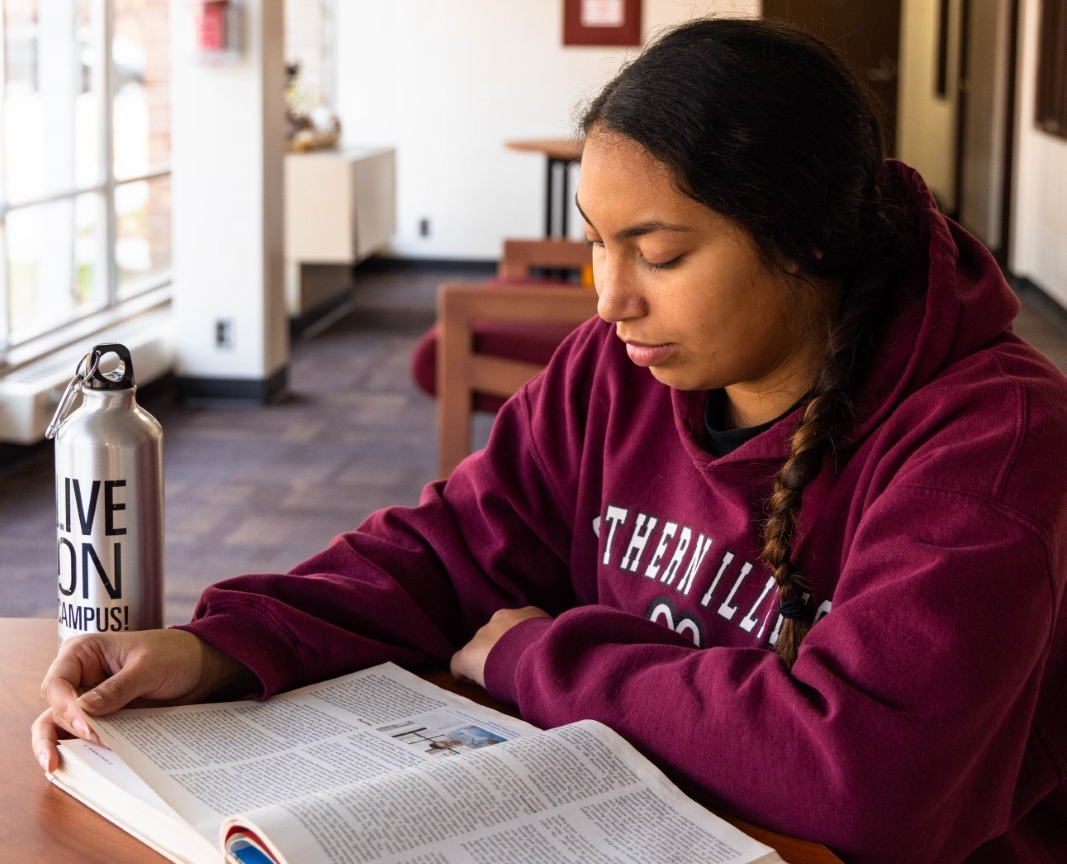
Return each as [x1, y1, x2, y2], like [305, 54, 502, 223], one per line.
[183, 165, 1067, 864]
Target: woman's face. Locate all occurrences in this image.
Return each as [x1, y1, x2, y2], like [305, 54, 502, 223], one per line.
[578, 130, 833, 428]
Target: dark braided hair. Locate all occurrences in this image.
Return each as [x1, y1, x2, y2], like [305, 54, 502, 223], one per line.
[581, 18, 912, 668]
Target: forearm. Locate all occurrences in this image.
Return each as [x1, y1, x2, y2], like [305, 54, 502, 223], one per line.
[179, 565, 458, 697]
[182, 471, 577, 696]
[483, 604, 1048, 864]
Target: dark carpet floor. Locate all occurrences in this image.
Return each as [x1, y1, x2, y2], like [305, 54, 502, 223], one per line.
[2, 264, 1065, 626]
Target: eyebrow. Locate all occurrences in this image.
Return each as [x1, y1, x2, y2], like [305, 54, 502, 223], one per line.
[575, 197, 694, 242]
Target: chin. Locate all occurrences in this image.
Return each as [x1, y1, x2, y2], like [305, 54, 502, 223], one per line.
[647, 366, 711, 391]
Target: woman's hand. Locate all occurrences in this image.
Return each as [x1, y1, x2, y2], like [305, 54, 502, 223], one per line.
[450, 606, 552, 689]
[32, 629, 256, 773]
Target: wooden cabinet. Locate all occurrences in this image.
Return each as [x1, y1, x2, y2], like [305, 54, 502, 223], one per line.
[284, 146, 397, 316]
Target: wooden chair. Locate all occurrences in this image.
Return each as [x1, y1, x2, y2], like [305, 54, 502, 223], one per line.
[495, 237, 595, 282]
[416, 237, 596, 476]
[435, 281, 597, 476]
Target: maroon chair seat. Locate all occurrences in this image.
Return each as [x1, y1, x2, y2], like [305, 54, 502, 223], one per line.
[411, 239, 595, 472]
[411, 317, 578, 413]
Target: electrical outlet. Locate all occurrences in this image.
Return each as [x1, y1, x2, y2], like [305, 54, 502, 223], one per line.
[215, 319, 234, 348]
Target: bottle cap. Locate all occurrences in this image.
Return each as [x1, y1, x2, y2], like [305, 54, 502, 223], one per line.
[83, 344, 136, 391]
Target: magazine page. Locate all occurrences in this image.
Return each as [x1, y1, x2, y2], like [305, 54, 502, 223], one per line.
[50, 739, 222, 864]
[90, 662, 540, 845]
[221, 719, 783, 864]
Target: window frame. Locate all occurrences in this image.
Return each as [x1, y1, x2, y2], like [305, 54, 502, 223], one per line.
[0, 0, 172, 360]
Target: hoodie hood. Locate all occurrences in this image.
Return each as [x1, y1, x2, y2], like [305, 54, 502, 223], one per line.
[854, 161, 1020, 437]
[671, 160, 1024, 466]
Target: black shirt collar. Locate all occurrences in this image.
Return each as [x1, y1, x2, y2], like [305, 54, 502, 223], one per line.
[703, 389, 799, 457]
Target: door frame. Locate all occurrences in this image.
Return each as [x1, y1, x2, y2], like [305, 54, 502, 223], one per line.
[952, 0, 1020, 264]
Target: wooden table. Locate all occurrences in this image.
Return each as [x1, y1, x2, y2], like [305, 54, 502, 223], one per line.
[2, 617, 158, 862]
[506, 138, 585, 237]
[3, 618, 841, 863]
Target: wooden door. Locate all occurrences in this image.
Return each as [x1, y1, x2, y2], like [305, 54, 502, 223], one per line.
[762, 0, 902, 155]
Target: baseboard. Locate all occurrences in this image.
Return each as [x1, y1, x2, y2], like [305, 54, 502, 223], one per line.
[356, 256, 497, 275]
[174, 366, 289, 404]
[290, 287, 357, 339]
[1012, 276, 1067, 328]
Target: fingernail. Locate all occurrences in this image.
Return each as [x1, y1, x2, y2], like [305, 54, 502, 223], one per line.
[37, 749, 49, 772]
[72, 717, 93, 740]
[78, 690, 104, 710]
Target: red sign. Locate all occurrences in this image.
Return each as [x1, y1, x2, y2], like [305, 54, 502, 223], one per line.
[564, 0, 642, 46]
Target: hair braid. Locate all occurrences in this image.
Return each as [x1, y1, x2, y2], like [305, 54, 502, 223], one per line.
[762, 377, 851, 666]
[762, 237, 901, 668]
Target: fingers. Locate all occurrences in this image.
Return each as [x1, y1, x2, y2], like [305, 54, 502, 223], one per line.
[39, 629, 244, 720]
[31, 708, 76, 774]
[41, 635, 153, 729]
[449, 645, 478, 685]
[35, 632, 161, 775]
[451, 606, 554, 689]
[39, 638, 106, 753]
[76, 662, 156, 716]
[34, 630, 253, 775]
[487, 606, 552, 629]
[450, 621, 498, 688]
[41, 631, 166, 726]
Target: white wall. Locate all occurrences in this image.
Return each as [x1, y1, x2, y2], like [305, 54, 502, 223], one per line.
[171, 0, 289, 383]
[334, 0, 759, 260]
[1010, 0, 1067, 307]
[334, 0, 1064, 308]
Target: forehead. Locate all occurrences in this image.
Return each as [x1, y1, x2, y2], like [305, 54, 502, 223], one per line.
[579, 131, 676, 197]
[577, 130, 716, 230]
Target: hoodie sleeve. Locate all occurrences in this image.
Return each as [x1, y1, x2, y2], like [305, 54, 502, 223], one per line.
[177, 322, 609, 698]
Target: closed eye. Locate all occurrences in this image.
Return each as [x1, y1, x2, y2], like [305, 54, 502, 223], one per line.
[642, 255, 683, 271]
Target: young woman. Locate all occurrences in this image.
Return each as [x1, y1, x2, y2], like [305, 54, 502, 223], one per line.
[35, 18, 1067, 864]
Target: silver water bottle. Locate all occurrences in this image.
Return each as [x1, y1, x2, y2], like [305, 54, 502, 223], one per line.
[46, 343, 165, 643]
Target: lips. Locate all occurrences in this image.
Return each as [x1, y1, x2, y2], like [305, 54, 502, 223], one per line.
[624, 340, 674, 367]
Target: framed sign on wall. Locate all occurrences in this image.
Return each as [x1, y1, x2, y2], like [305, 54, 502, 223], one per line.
[564, 0, 642, 46]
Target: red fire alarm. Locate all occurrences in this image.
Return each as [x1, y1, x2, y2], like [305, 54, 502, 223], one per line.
[188, 0, 242, 63]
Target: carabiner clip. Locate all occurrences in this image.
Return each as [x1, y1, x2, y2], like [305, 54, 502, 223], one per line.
[45, 352, 98, 440]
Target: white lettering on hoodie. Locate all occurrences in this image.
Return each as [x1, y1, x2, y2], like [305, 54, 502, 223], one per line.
[597, 503, 831, 647]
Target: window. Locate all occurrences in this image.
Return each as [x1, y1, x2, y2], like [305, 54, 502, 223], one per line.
[0, 0, 171, 357]
[1036, 0, 1067, 138]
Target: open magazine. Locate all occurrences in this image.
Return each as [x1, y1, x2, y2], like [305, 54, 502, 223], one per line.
[48, 662, 785, 864]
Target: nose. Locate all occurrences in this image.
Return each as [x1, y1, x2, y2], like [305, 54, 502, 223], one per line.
[595, 255, 646, 324]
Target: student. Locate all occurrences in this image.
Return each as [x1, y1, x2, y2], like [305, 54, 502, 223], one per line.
[34, 18, 1067, 864]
